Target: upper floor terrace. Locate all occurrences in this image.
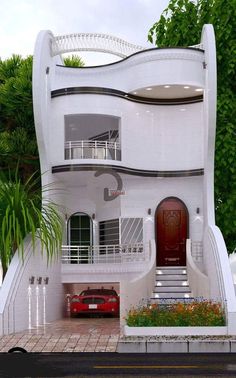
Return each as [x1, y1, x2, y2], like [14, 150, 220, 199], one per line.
[33, 29, 213, 176]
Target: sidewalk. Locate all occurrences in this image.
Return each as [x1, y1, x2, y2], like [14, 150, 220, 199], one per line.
[2, 319, 236, 354]
[0, 317, 121, 352]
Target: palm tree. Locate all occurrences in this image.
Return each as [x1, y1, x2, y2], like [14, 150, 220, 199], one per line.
[63, 54, 85, 67]
[0, 170, 63, 280]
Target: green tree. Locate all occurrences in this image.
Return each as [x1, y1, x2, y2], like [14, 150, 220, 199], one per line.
[0, 55, 34, 134]
[0, 170, 63, 280]
[63, 54, 85, 67]
[0, 128, 39, 180]
[0, 55, 39, 179]
[148, 0, 236, 252]
[0, 53, 85, 178]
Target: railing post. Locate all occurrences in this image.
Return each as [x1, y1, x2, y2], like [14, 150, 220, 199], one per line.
[69, 141, 72, 160]
[114, 142, 117, 160]
[81, 140, 84, 159]
[95, 140, 97, 159]
[105, 141, 107, 159]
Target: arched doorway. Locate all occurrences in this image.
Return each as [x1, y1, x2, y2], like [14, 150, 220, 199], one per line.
[155, 197, 188, 266]
[67, 212, 92, 263]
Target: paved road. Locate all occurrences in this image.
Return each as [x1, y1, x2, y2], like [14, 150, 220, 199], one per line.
[1, 352, 236, 377]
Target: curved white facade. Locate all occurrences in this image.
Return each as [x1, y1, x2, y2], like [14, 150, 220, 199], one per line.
[1, 25, 235, 336]
[50, 97, 203, 171]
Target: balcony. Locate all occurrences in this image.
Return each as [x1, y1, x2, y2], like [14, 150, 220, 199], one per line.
[61, 243, 145, 264]
[65, 140, 121, 161]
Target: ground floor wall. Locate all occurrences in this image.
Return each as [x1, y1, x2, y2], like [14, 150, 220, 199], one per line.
[0, 238, 64, 335]
[56, 172, 204, 248]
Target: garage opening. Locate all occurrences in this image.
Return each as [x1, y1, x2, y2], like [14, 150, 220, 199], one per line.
[63, 283, 120, 318]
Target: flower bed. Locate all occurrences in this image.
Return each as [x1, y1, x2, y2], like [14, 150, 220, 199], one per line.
[126, 301, 225, 327]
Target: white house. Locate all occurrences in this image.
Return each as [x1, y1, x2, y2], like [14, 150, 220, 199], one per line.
[0, 24, 236, 335]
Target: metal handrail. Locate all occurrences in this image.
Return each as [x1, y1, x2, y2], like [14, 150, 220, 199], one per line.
[65, 140, 121, 160]
[65, 140, 120, 149]
[61, 243, 145, 264]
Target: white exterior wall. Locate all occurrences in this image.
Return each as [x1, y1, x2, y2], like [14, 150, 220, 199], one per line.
[120, 175, 203, 243]
[0, 238, 64, 335]
[50, 96, 204, 171]
[1, 25, 235, 336]
[200, 25, 236, 330]
[25, 25, 235, 334]
[55, 173, 203, 248]
[52, 48, 204, 91]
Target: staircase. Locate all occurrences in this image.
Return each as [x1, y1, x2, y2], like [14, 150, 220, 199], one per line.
[151, 266, 194, 304]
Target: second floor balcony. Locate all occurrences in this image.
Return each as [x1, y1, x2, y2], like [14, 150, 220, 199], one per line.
[65, 140, 121, 161]
[61, 243, 145, 264]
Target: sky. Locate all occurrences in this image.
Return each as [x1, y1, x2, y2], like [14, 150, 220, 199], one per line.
[0, 0, 170, 65]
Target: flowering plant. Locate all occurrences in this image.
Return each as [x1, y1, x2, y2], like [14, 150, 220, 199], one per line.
[126, 300, 225, 327]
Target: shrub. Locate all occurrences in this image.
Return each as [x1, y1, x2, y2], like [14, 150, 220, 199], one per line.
[126, 300, 225, 327]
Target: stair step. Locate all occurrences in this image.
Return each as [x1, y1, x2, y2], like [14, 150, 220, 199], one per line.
[156, 268, 187, 275]
[153, 286, 190, 293]
[157, 266, 186, 269]
[152, 292, 191, 299]
[156, 274, 187, 280]
[150, 297, 195, 305]
[151, 266, 194, 305]
[155, 280, 189, 286]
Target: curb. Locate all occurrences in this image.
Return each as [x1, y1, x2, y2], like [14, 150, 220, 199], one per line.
[117, 337, 236, 353]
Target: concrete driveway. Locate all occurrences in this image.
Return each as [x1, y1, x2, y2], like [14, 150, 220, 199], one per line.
[0, 317, 121, 352]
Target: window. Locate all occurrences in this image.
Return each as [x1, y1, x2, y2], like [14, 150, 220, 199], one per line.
[68, 213, 91, 246]
[68, 213, 92, 264]
[99, 219, 119, 245]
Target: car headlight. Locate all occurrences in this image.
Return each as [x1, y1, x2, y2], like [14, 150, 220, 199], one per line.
[71, 298, 81, 303]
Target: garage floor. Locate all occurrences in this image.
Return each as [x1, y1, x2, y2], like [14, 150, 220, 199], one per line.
[0, 317, 121, 352]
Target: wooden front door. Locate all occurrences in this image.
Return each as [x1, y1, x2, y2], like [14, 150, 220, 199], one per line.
[155, 197, 188, 266]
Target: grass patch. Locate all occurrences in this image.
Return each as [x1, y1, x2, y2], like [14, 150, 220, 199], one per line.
[126, 301, 226, 327]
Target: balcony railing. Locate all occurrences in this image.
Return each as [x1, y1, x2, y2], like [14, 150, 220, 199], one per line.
[65, 140, 121, 161]
[61, 243, 145, 264]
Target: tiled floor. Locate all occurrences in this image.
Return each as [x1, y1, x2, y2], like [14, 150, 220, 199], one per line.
[0, 317, 121, 353]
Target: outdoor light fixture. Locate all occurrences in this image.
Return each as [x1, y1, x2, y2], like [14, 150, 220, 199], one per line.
[46, 67, 50, 74]
[148, 208, 152, 215]
[37, 277, 42, 285]
[29, 276, 35, 285]
[92, 213, 96, 220]
[196, 207, 200, 214]
[44, 277, 49, 285]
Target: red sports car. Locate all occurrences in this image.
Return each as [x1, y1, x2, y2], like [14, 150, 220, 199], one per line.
[70, 288, 119, 317]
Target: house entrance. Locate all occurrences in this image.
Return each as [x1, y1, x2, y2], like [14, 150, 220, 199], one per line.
[155, 197, 188, 266]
